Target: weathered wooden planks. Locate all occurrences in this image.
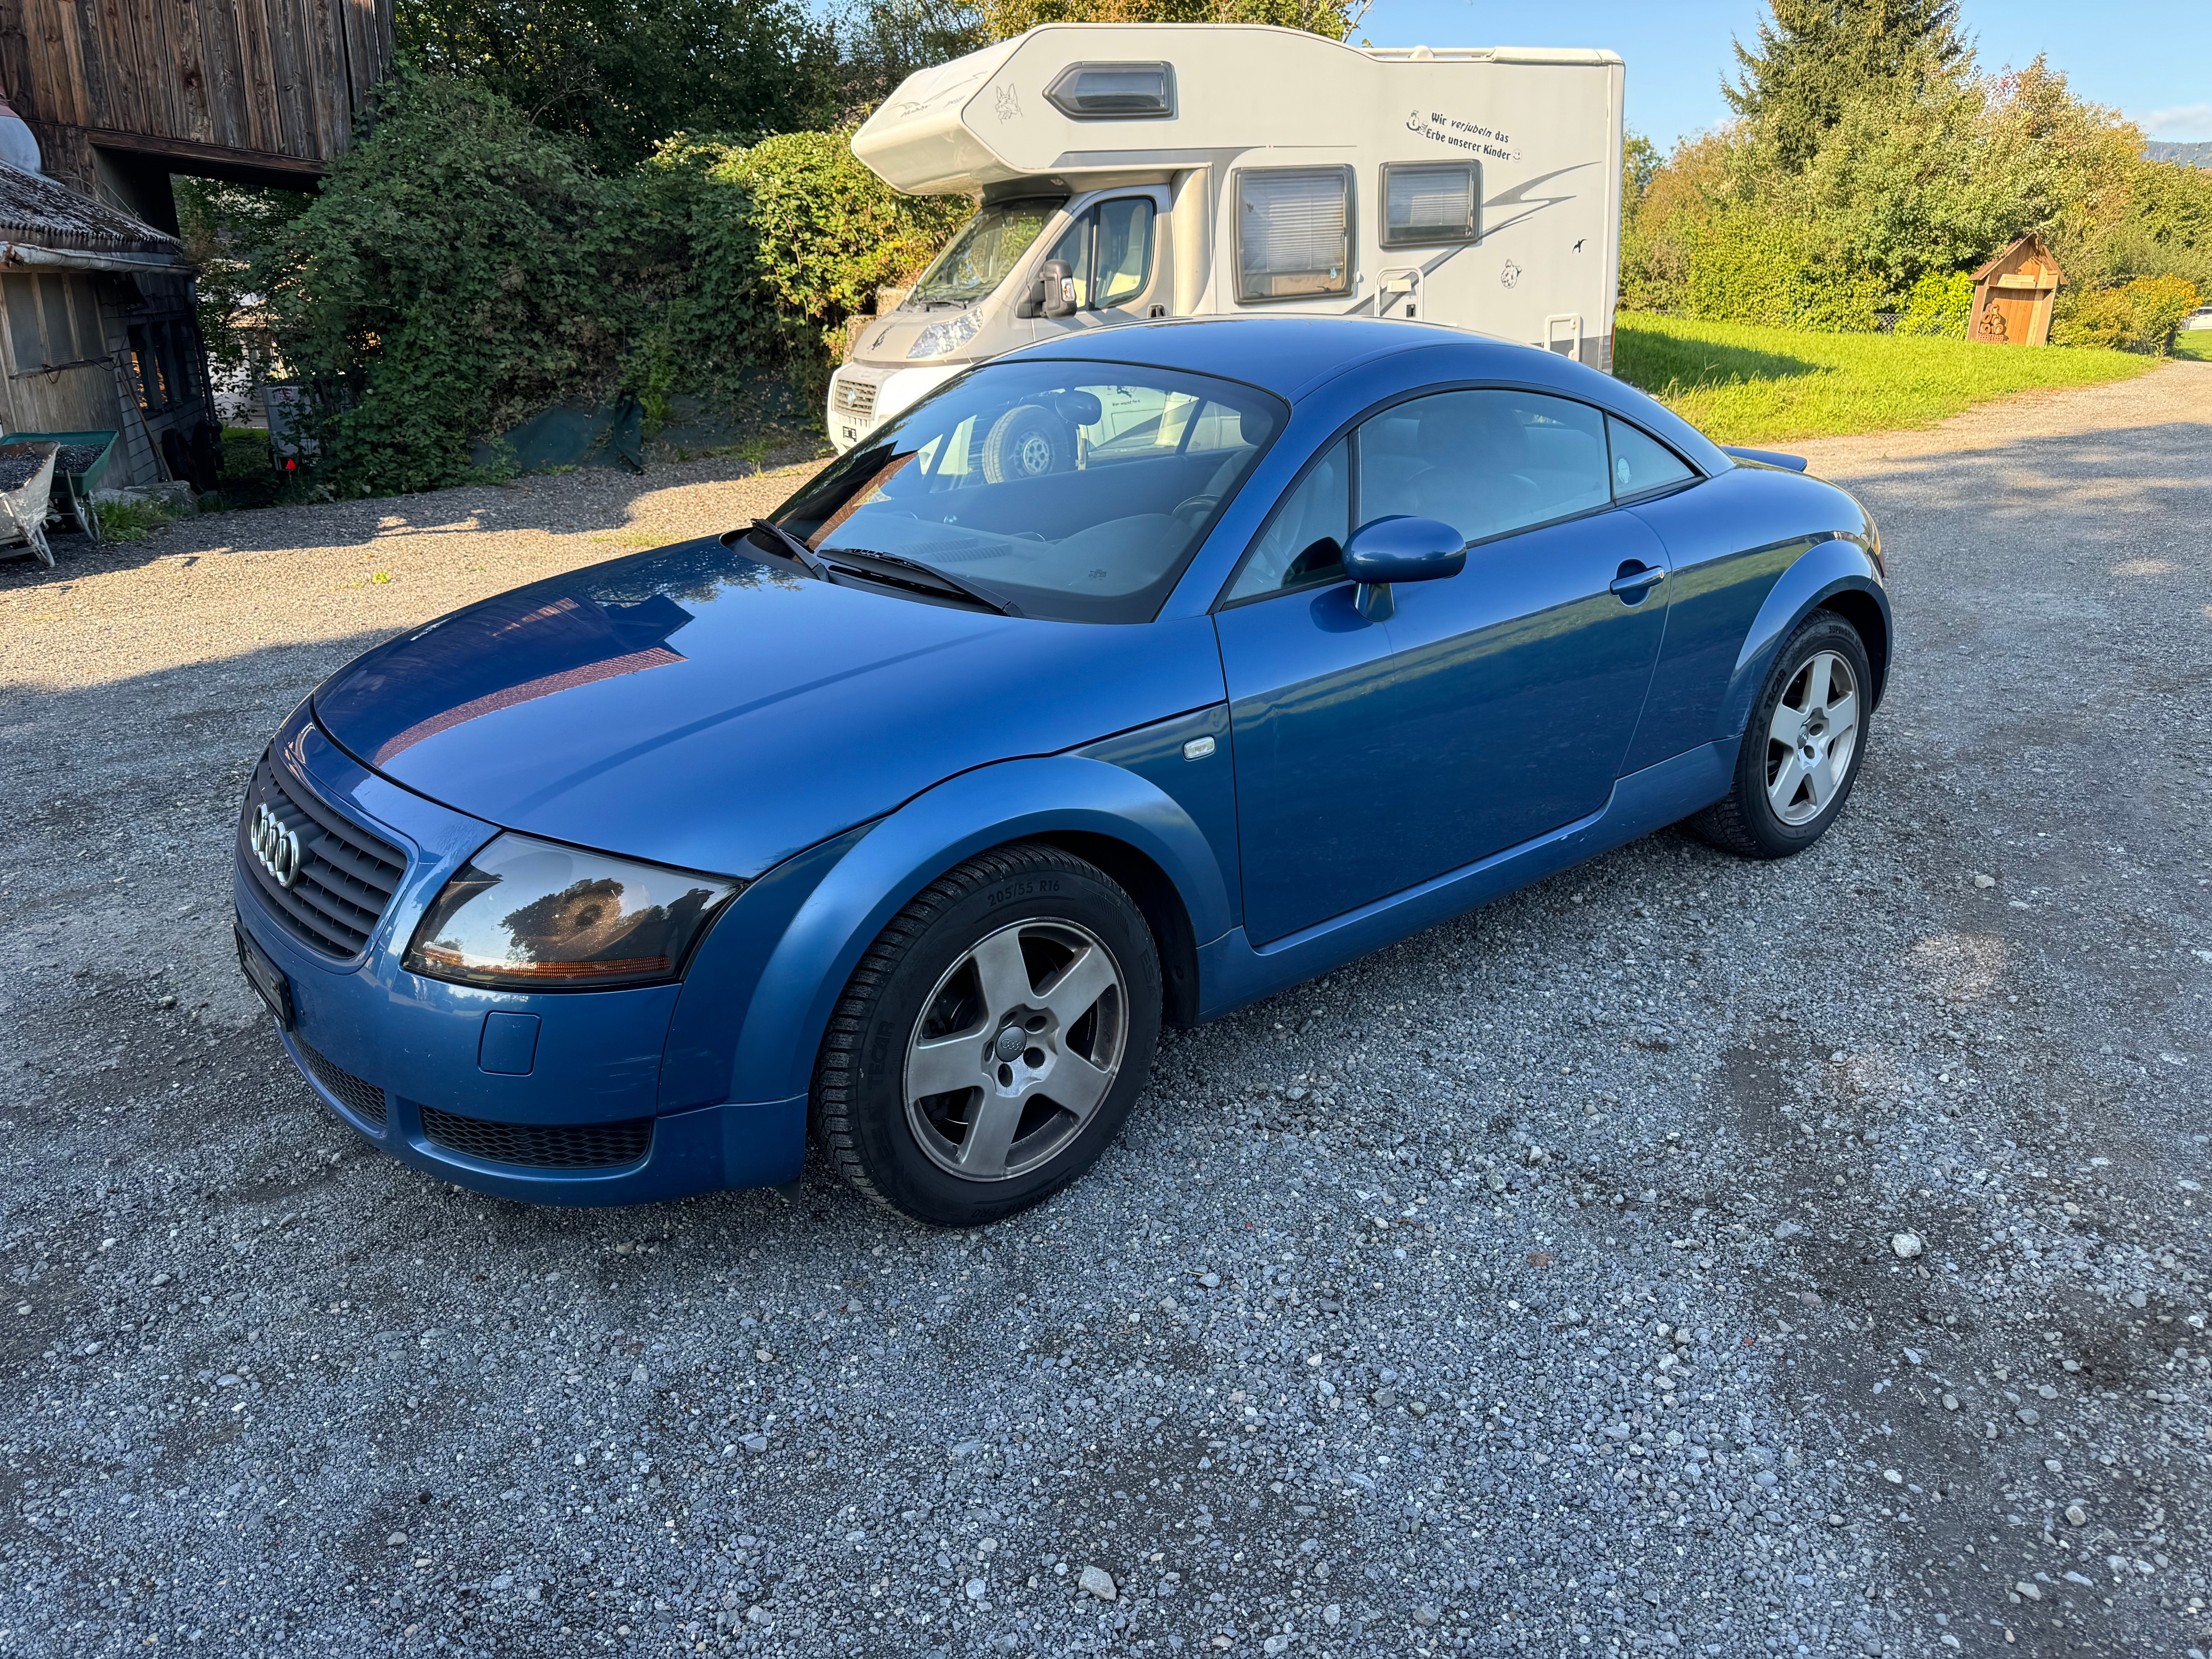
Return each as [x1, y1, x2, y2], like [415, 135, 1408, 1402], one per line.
[0, 0, 389, 173]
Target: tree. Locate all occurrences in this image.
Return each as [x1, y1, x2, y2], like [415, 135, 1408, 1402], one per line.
[396, 0, 846, 170]
[1724, 0, 1969, 170]
[978, 0, 1364, 43]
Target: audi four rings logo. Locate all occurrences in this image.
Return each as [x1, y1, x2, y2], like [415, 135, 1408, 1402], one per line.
[250, 804, 304, 888]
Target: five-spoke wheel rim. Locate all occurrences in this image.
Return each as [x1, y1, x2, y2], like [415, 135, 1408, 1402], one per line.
[903, 919, 1127, 1182]
[1765, 649, 1859, 827]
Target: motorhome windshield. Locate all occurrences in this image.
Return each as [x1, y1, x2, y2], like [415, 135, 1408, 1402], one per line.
[908, 198, 1065, 305]
[769, 360, 1285, 624]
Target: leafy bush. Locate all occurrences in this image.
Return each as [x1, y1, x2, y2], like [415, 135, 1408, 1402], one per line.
[1894, 271, 1973, 335]
[2119, 274, 2201, 351]
[258, 66, 647, 495]
[635, 128, 968, 406]
[2051, 275, 2202, 352]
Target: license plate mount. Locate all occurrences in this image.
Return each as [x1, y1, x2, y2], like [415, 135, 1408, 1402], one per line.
[234, 921, 295, 1031]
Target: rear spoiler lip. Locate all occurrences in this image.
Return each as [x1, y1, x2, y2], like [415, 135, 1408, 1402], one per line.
[1722, 445, 1809, 473]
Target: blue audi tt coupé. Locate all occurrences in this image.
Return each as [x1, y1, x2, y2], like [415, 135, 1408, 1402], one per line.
[233, 318, 1889, 1225]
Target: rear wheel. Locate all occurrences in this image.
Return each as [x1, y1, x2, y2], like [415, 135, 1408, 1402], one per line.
[812, 842, 1160, 1226]
[1692, 612, 1871, 859]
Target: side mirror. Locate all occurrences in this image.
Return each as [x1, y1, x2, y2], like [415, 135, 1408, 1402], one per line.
[1341, 515, 1465, 622]
[1039, 259, 1079, 319]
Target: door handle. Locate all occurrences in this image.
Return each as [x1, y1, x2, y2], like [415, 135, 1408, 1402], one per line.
[1609, 564, 1668, 597]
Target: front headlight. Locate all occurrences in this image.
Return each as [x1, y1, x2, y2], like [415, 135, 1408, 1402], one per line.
[403, 833, 741, 990]
[908, 307, 983, 360]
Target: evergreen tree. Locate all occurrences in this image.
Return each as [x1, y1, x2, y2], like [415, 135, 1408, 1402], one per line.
[1724, 0, 1970, 169]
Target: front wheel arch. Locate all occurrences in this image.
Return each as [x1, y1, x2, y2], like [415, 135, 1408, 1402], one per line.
[1034, 830, 1201, 1028]
[1818, 587, 1889, 709]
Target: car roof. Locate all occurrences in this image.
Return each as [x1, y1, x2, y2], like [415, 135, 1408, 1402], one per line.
[1003, 315, 1733, 475]
[1006, 315, 1493, 401]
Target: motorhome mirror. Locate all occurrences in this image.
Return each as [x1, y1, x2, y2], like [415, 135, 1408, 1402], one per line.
[1039, 259, 1079, 318]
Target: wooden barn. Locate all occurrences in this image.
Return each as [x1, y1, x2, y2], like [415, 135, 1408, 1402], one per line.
[0, 0, 391, 487]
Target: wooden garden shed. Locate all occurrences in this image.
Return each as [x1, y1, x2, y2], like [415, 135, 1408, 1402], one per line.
[1969, 235, 2064, 347]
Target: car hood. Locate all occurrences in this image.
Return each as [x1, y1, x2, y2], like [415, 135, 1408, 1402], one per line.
[313, 536, 1225, 877]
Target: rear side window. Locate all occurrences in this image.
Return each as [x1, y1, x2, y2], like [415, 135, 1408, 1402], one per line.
[1381, 161, 1479, 247]
[1606, 415, 1697, 499]
[1236, 167, 1353, 302]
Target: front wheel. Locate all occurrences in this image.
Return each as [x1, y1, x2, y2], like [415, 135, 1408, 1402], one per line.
[1692, 611, 1872, 859]
[812, 842, 1161, 1226]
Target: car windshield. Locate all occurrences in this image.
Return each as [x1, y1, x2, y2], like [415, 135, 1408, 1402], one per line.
[770, 360, 1285, 624]
[908, 198, 1065, 305]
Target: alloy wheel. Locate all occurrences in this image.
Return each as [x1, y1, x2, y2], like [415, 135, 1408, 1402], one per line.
[902, 919, 1127, 1182]
[1764, 649, 1860, 826]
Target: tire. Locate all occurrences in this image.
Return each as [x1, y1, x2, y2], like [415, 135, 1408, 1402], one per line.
[812, 842, 1161, 1226]
[1692, 611, 1872, 859]
[980, 405, 1074, 484]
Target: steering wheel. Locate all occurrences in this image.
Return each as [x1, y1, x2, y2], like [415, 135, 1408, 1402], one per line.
[1171, 493, 1221, 526]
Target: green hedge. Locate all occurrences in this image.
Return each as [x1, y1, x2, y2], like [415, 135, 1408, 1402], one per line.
[257, 68, 969, 496]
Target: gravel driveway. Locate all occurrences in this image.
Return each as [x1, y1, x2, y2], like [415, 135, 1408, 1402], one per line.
[3, 369, 2208, 1659]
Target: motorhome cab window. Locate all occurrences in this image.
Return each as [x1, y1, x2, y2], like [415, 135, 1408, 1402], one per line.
[1044, 198, 1156, 310]
[1044, 62, 1175, 119]
[910, 198, 1066, 305]
[1380, 161, 1479, 247]
[1235, 167, 1353, 302]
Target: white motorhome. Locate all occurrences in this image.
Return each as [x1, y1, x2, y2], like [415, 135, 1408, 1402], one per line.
[827, 24, 1624, 450]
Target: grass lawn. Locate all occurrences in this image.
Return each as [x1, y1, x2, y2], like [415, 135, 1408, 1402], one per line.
[2172, 328, 2212, 363]
[1614, 314, 2156, 445]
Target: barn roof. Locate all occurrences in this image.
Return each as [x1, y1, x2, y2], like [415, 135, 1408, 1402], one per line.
[0, 160, 182, 267]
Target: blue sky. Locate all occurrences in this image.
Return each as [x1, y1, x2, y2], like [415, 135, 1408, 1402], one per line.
[1357, 0, 2212, 145]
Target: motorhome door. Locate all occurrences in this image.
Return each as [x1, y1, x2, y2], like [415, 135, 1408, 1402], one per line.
[1032, 189, 1173, 342]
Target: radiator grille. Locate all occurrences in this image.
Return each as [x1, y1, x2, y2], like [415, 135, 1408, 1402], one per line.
[294, 1039, 387, 1130]
[832, 376, 877, 417]
[238, 754, 406, 958]
[419, 1106, 652, 1170]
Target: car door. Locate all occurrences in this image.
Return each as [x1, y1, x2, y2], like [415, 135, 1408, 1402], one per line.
[1032, 192, 1169, 342]
[1212, 390, 1674, 946]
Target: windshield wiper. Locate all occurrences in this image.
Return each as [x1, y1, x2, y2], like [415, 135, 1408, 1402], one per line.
[747, 518, 829, 580]
[821, 548, 1023, 618]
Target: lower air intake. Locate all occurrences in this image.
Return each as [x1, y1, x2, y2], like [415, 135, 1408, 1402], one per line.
[418, 1105, 652, 1170]
[294, 1039, 387, 1130]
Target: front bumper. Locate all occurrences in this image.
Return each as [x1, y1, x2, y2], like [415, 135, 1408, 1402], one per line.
[233, 706, 804, 1206]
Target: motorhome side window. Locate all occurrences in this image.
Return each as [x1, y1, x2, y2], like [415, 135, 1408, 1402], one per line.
[1380, 161, 1479, 247]
[1044, 199, 1156, 311]
[1235, 167, 1353, 303]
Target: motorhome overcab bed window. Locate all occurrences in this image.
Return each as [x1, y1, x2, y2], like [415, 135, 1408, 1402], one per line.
[1235, 167, 1353, 303]
[1044, 61, 1176, 119]
[1380, 161, 1480, 247]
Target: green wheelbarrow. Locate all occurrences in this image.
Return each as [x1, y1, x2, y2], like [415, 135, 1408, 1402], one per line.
[9, 428, 120, 545]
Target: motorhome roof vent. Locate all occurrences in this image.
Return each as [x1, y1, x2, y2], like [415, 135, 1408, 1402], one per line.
[1044, 62, 1176, 120]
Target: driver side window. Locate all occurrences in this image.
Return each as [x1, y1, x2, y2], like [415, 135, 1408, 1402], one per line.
[1358, 390, 1610, 546]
